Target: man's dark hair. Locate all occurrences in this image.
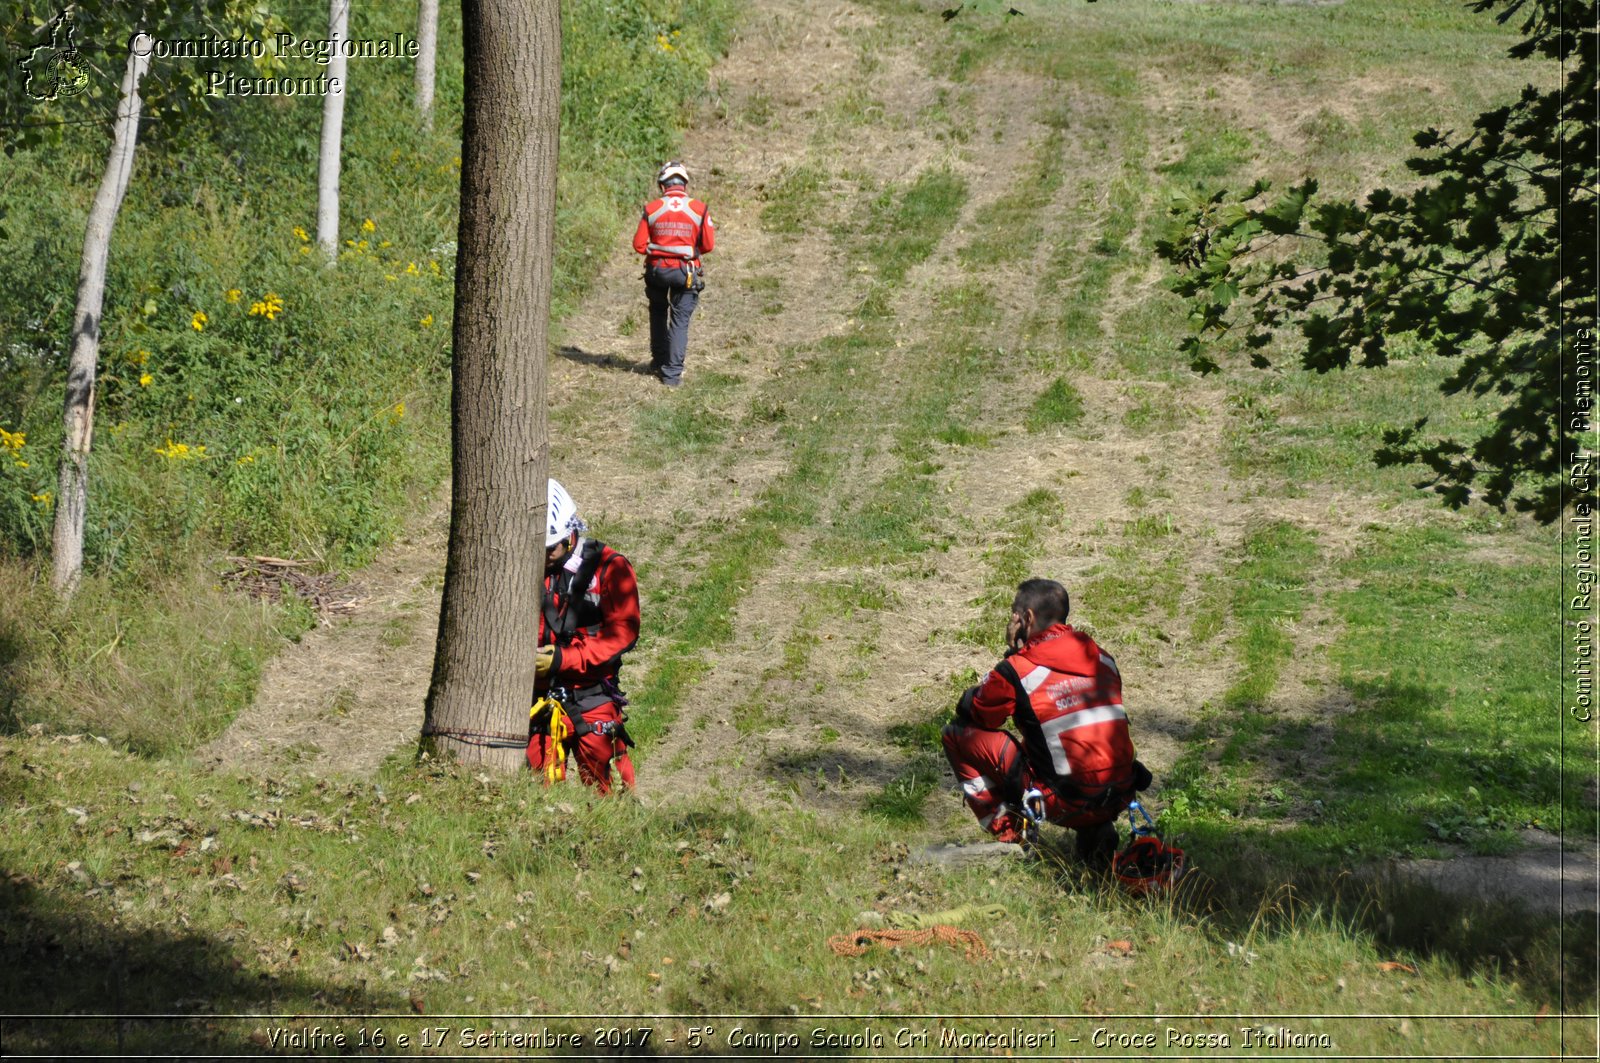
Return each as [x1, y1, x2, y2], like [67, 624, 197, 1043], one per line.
[1015, 578, 1070, 626]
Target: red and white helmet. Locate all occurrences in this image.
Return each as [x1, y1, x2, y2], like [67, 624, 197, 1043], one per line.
[546, 479, 584, 548]
[657, 160, 690, 188]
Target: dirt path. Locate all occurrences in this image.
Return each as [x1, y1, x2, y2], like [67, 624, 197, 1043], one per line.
[197, 491, 449, 775]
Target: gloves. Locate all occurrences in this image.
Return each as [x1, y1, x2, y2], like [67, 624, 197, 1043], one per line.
[535, 644, 555, 680]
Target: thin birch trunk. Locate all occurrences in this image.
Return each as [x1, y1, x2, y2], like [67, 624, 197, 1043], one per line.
[415, 0, 438, 130]
[51, 44, 151, 597]
[315, 0, 349, 258]
[422, 0, 559, 769]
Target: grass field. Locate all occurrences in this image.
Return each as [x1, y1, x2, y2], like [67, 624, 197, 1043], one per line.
[0, 0, 1593, 1056]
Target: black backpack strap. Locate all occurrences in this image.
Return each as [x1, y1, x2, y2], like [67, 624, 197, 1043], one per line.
[543, 539, 607, 646]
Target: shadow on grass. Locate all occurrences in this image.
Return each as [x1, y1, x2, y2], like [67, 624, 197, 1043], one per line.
[0, 613, 24, 736]
[556, 344, 652, 375]
[1118, 827, 1598, 1008]
[0, 872, 403, 1055]
[1104, 677, 1593, 1006]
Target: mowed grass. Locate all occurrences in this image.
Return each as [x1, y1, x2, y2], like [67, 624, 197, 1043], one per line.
[0, 739, 1587, 1056]
[1, 0, 1589, 1051]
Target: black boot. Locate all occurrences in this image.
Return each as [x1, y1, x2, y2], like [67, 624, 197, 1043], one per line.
[1075, 820, 1119, 869]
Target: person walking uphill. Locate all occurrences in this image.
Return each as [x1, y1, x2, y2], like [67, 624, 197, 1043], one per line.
[633, 160, 715, 387]
[528, 479, 640, 794]
[942, 578, 1151, 865]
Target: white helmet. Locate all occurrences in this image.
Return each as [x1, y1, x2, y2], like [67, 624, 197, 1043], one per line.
[657, 160, 689, 187]
[546, 478, 583, 548]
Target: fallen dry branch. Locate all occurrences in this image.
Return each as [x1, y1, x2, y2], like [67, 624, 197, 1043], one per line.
[220, 556, 366, 624]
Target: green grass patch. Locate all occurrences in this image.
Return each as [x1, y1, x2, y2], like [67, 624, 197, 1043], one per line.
[1025, 376, 1084, 431]
[862, 169, 970, 288]
[1223, 521, 1321, 711]
[759, 163, 828, 233]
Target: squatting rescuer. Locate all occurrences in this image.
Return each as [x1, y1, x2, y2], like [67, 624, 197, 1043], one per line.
[942, 578, 1152, 862]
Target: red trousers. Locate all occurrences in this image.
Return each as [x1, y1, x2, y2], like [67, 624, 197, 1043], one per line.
[941, 722, 1121, 837]
[526, 701, 635, 795]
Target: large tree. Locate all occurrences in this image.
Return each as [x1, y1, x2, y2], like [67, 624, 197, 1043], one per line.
[421, 0, 559, 769]
[1157, 0, 1595, 522]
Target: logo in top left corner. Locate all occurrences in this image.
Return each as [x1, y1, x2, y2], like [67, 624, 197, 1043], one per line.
[24, 10, 90, 101]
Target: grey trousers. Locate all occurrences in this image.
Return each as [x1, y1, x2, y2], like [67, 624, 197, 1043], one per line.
[646, 280, 699, 384]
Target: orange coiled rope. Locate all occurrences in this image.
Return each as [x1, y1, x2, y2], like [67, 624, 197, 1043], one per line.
[827, 926, 990, 960]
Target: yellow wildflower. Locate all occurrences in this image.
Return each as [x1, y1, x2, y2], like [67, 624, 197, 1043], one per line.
[236, 453, 256, 466]
[127, 349, 150, 366]
[223, 288, 242, 304]
[154, 440, 206, 460]
[385, 274, 398, 282]
[14, 461, 26, 469]
[191, 310, 208, 331]
[293, 226, 309, 242]
[299, 246, 311, 256]
[362, 218, 376, 233]
[429, 260, 441, 275]
[379, 239, 392, 249]
[405, 261, 420, 276]
[31, 492, 51, 507]
[419, 313, 434, 328]
[139, 372, 153, 387]
[656, 34, 674, 51]
[248, 293, 285, 321]
[1, 427, 26, 453]
[393, 402, 405, 417]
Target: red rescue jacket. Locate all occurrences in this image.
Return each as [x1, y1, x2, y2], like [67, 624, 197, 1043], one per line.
[538, 540, 640, 693]
[633, 191, 715, 269]
[968, 623, 1135, 793]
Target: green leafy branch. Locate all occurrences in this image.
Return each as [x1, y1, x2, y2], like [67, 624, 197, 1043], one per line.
[1155, 0, 1596, 523]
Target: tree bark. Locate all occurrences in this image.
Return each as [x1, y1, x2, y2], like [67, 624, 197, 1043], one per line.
[315, 0, 350, 258]
[51, 43, 151, 597]
[415, 0, 439, 130]
[422, 0, 559, 769]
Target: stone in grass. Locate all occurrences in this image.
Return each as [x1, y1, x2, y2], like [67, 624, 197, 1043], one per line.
[909, 841, 1024, 868]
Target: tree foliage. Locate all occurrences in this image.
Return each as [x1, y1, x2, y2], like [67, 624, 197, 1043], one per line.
[0, 1, 300, 155]
[1156, 0, 1595, 522]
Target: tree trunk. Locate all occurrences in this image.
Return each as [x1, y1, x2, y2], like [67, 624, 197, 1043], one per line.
[421, 0, 559, 769]
[415, 0, 439, 130]
[315, 0, 349, 258]
[51, 44, 151, 597]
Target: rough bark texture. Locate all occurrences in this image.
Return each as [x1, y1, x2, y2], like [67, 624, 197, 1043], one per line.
[315, 0, 349, 257]
[421, 0, 559, 769]
[415, 0, 439, 130]
[51, 45, 150, 596]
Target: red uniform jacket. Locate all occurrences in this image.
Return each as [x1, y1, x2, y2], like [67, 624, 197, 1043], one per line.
[538, 540, 640, 693]
[633, 191, 715, 269]
[968, 623, 1135, 793]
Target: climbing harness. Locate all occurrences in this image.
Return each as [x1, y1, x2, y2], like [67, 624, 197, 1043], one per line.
[1111, 799, 1187, 896]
